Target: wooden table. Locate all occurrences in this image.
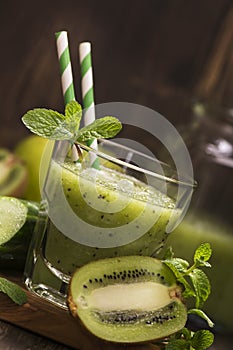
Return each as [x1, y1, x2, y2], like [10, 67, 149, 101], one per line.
[0, 270, 232, 350]
[0, 321, 71, 350]
[0, 319, 232, 350]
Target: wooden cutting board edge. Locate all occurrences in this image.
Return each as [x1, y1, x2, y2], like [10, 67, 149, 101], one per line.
[0, 272, 161, 350]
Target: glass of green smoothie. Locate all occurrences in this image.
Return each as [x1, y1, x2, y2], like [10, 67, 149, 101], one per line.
[24, 138, 195, 308]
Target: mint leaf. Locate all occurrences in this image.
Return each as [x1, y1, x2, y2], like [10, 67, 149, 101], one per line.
[22, 108, 75, 140]
[191, 330, 214, 350]
[76, 116, 122, 142]
[65, 101, 82, 133]
[189, 269, 211, 308]
[172, 258, 190, 271]
[165, 339, 187, 350]
[0, 277, 27, 305]
[163, 258, 189, 274]
[188, 309, 214, 328]
[194, 243, 212, 267]
[65, 100, 82, 118]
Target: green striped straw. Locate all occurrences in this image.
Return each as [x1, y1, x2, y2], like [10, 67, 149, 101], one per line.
[55, 31, 79, 161]
[79, 42, 99, 168]
[55, 31, 75, 105]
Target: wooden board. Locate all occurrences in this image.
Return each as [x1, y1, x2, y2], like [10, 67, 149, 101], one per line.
[1, 272, 233, 350]
[0, 271, 161, 350]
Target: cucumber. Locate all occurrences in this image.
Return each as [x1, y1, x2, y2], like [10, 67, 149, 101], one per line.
[0, 196, 39, 269]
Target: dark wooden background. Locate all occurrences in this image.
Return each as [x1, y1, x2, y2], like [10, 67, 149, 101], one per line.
[1, 0, 233, 148]
[0, 0, 233, 349]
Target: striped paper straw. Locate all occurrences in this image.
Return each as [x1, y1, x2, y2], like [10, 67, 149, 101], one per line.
[55, 31, 75, 105]
[79, 42, 99, 167]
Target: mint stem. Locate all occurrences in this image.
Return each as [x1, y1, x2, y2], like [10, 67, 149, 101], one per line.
[185, 265, 196, 275]
[74, 143, 83, 162]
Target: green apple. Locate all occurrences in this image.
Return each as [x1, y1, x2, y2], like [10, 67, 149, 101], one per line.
[0, 148, 28, 198]
[15, 135, 48, 201]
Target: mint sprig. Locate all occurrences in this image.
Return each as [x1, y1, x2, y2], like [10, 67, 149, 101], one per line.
[0, 277, 27, 305]
[22, 100, 122, 143]
[163, 243, 212, 311]
[162, 243, 214, 350]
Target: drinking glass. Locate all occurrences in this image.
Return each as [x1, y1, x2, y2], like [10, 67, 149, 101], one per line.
[24, 139, 195, 308]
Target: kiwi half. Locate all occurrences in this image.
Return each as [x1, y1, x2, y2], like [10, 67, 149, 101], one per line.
[68, 256, 187, 344]
[0, 148, 28, 197]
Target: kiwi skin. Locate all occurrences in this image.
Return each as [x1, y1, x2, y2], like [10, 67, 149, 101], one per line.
[67, 256, 187, 344]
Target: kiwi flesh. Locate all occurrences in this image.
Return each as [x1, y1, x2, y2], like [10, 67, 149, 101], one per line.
[68, 256, 187, 344]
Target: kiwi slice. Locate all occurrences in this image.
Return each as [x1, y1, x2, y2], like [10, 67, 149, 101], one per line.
[0, 148, 28, 197]
[68, 256, 187, 344]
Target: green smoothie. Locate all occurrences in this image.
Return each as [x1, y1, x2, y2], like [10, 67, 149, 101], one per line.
[26, 158, 181, 307]
[43, 160, 180, 275]
[162, 214, 233, 333]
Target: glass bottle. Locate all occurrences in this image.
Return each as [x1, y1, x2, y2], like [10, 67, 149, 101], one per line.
[165, 100, 233, 334]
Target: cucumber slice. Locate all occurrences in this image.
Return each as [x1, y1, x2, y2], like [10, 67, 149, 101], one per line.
[0, 196, 39, 269]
